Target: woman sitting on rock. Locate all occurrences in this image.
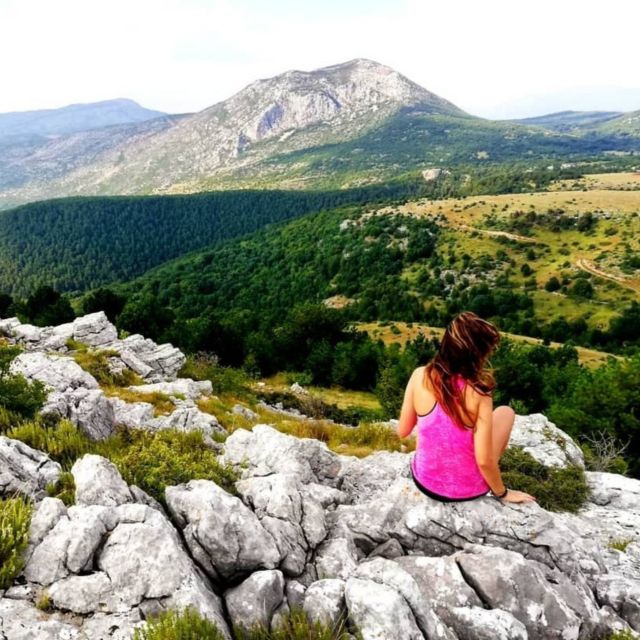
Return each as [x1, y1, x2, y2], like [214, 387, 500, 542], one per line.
[398, 311, 536, 504]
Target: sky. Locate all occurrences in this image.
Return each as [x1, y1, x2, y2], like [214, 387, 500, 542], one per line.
[1, 0, 639, 119]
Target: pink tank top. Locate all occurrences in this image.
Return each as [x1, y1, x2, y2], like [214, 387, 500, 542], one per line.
[411, 375, 490, 499]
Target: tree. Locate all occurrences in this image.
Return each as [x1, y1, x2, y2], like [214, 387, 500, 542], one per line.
[544, 276, 561, 292]
[24, 286, 74, 326]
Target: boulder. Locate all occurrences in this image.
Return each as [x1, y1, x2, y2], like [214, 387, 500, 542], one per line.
[456, 545, 583, 639]
[221, 424, 342, 486]
[117, 334, 185, 382]
[344, 577, 424, 640]
[71, 312, 118, 347]
[232, 404, 259, 421]
[0, 436, 61, 500]
[10, 352, 98, 392]
[510, 413, 585, 468]
[165, 479, 281, 581]
[225, 570, 285, 631]
[303, 579, 345, 628]
[127, 379, 212, 401]
[109, 397, 155, 429]
[236, 473, 327, 576]
[19, 487, 230, 637]
[146, 402, 226, 437]
[71, 455, 133, 507]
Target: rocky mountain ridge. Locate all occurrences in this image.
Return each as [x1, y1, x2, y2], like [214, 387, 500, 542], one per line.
[1, 312, 640, 639]
[0, 59, 463, 205]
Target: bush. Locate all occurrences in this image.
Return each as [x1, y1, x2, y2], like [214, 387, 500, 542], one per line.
[133, 606, 353, 640]
[7, 420, 239, 502]
[0, 344, 47, 419]
[8, 419, 94, 470]
[500, 447, 589, 513]
[179, 352, 251, 397]
[133, 607, 227, 640]
[0, 496, 32, 589]
[70, 344, 140, 387]
[46, 471, 76, 506]
[235, 607, 352, 639]
[106, 429, 239, 502]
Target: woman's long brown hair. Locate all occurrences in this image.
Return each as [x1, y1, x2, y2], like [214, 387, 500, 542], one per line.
[424, 311, 500, 429]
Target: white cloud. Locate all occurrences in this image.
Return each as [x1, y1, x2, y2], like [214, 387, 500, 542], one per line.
[0, 0, 638, 118]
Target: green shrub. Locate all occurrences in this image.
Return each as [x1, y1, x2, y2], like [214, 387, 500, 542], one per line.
[500, 447, 589, 513]
[0, 345, 47, 419]
[71, 346, 140, 387]
[607, 538, 634, 553]
[46, 471, 76, 506]
[7, 421, 238, 502]
[0, 406, 22, 434]
[8, 419, 94, 470]
[0, 496, 32, 589]
[133, 607, 226, 640]
[235, 607, 352, 639]
[107, 428, 239, 501]
[133, 606, 353, 640]
[179, 352, 251, 397]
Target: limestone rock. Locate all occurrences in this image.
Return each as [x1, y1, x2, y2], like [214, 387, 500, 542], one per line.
[146, 401, 226, 437]
[109, 397, 155, 429]
[303, 579, 345, 628]
[225, 570, 285, 631]
[510, 413, 584, 468]
[71, 455, 133, 507]
[344, 577, 424, 640]
[221, 424, 341, 486]
[72, 312, 118, 347]
[165, 479, 281, 581]
[0, 436, 61, 500]
[127, 378, 212, 401]
[117, 334, 185, 382]
[354, 557, 456, 640]
[232, 404, 259, 421]
[456, 545, 582, 639]
[236, 473, 327, 576]
[10, 352, 98, 392]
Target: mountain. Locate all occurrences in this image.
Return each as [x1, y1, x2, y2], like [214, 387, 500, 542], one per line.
[591, 109, 640, 136]
[1, 60, 639, 208]
[0, 98, 166, 139]
[513, 110, 624, 132]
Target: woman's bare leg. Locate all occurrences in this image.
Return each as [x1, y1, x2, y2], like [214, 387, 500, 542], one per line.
[492, 405, 515, 461]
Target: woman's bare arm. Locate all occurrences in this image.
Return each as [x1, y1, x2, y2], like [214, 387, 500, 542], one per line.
[473, 392, 506, 495]
[473, 391, 536, 503]
[397, 369, 419, 439]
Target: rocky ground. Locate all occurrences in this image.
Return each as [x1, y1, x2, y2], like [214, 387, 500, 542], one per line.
[1, 313, 640, 639]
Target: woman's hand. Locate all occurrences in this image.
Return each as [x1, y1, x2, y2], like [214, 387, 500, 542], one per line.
[501, 489, 536, 503]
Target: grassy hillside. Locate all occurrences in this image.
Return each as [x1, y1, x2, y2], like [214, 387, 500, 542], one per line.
[192, 109, 640, 192]
[108, 173, 639, 358]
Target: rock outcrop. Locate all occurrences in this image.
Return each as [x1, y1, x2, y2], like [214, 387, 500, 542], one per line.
[2, 312, 225, 440]
[2, 315, 640, 639]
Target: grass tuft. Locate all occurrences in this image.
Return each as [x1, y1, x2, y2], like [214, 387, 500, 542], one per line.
[0, 496, 32, 590]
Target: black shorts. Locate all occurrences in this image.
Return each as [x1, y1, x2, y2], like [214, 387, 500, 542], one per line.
[410, 465, 488, 503]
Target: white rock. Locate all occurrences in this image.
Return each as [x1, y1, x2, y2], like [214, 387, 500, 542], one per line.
[165, 479, 281, 580]
[71, 455, 133, 507]
[10, 352, 98, 392]
[0, 436, 61, 500]
[225, 570, 285, 631]
[510, 413, 584, 468]
[303, 579, 345, 628]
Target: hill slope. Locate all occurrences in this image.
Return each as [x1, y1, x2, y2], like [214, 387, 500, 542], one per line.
[0, 179, 427, 295]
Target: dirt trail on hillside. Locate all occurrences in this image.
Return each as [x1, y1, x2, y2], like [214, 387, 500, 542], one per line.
[576, 258, 640, 294]
[454, 223, 539, 244]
